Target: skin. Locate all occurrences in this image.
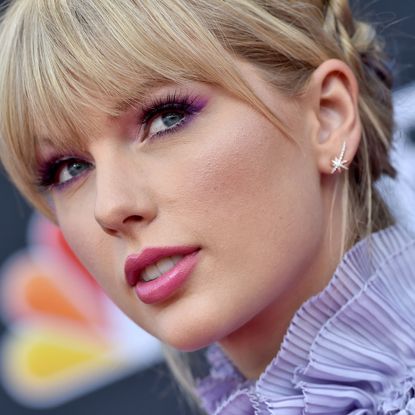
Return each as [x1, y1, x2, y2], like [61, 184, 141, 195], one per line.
[39, 60, 361, 379]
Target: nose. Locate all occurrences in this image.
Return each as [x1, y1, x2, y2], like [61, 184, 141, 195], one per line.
[93, 156, 157, 237]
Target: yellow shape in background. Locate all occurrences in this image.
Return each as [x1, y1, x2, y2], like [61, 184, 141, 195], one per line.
[26, 335, 107, 378]
[0, 215, 162, 409]
[1, 327, 124, 407]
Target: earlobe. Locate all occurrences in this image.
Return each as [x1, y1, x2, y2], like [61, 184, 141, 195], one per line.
[309, 59, 361, 175]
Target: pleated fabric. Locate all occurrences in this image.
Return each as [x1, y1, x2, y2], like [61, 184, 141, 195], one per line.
[196, 226, 415, 414]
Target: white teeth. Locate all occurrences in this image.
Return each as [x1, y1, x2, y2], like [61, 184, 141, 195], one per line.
[141, 255, 184, 282]
[155, 257, 175, 274]
[142, 264, 160, 282]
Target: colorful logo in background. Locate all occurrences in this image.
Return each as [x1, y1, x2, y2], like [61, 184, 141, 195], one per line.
[0, 214, 162, 408]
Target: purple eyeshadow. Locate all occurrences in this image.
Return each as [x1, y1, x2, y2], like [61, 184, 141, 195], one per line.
[35, 92, 209, 192]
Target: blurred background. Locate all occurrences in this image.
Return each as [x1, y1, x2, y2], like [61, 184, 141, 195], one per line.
[0, 1, 415, 414]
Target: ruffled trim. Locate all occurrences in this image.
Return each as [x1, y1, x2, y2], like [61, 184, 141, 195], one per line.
[196, 344, 251, 413]
[197, 226, 415, 414]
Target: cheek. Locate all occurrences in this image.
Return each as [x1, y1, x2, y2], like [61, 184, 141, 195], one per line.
[55, 200, 116, 291]
[165, 115, 324, 295]
[170, 122, 283, 218]
[172, 117, 322, 249]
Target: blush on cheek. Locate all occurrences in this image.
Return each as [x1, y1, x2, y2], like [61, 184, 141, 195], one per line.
[184, 123, 286, 216]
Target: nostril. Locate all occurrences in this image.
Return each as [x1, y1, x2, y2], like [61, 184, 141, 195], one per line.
[100, 215, 144, 236]
[122, 214, 144, 225]
[102, 226, 119, 237]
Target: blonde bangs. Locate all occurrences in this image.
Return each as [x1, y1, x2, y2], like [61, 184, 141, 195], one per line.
[0, 0, 364, 222]
[0, 0, 289, 218]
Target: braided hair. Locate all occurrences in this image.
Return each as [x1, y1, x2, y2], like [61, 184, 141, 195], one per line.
[323, 0, 395, 242]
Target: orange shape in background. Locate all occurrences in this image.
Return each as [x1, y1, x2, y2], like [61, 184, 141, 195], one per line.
[25, 275, 93, 326]
[1, 253, 106, 331]
[0, 214, 162, 408]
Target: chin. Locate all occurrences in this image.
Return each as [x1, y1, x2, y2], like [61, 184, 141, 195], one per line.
[153, 305, 233, 353]
[160, 324, 219, 352]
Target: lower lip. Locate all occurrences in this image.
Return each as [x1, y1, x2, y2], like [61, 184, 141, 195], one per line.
[134, 250, 200, 304]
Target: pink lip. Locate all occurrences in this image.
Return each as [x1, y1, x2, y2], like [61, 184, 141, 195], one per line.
[125, 246, 200, 304]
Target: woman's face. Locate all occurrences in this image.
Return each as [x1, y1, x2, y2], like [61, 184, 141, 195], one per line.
[38, 64, 330, 352]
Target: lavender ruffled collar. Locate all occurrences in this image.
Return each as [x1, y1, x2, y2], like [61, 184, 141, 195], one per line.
[196, 226, 415, 414]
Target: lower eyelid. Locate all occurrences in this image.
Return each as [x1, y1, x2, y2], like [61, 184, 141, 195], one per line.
[37, 158, 93, 192]
[141, 95, 208, 139]
[53, 166, 92, 192]
[148, 113, 194, 140]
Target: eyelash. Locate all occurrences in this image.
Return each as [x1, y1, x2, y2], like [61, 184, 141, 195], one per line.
[36, 155, 92, 192]
[140, 92, 200, 140]
[36, 93, 204, 191]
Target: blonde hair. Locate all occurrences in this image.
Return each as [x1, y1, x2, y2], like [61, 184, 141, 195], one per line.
[0, 0, 395, 407]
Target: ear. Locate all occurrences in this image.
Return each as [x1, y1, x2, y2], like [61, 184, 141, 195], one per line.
[307, 59, 361, 175]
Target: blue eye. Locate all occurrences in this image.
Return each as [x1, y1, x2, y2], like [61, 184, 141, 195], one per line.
[141, 94, 206, 141]
[57, 159, 91, 184]
[148, 111, 186, 136]
[37, 156, 93, 191]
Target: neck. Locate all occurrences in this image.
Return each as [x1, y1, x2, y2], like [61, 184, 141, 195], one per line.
[219, 259, 336, 379]
[219, 283, 310, 379]
[219, 194, 344, 379]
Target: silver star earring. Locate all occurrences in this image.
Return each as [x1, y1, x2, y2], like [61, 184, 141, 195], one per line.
[331, 141, 348, 174]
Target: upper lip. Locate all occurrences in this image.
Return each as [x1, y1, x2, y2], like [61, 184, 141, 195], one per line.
[125, 245, 200, 286]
